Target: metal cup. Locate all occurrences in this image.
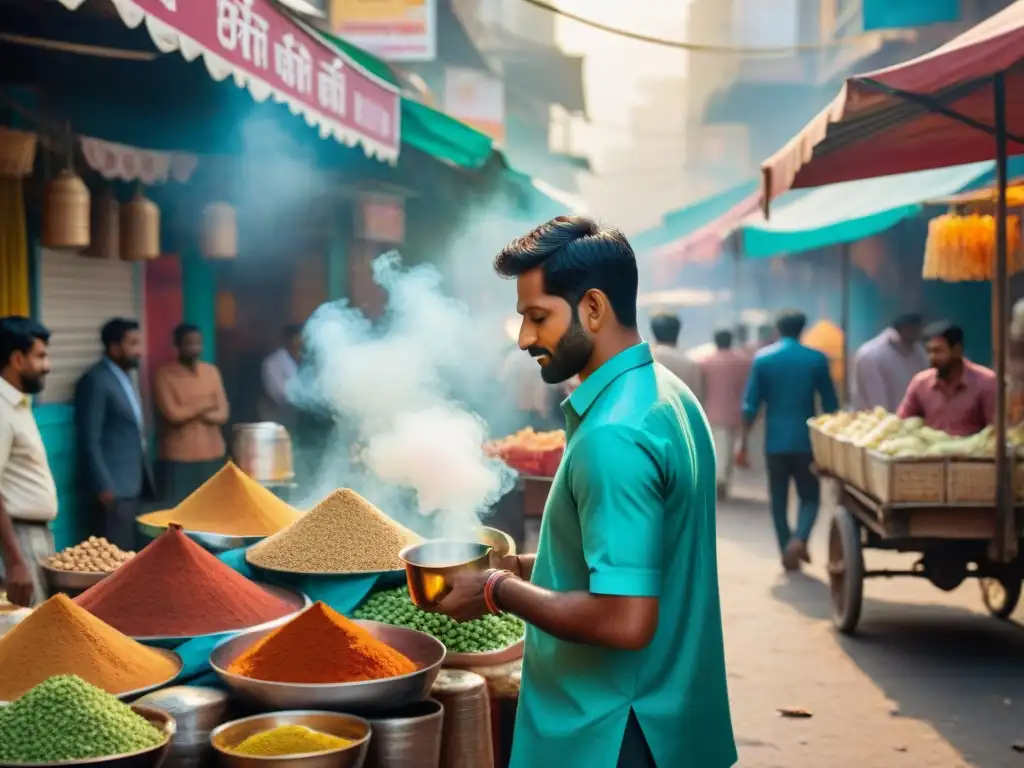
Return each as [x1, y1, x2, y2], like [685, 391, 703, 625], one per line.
[399, 541, 493, 610]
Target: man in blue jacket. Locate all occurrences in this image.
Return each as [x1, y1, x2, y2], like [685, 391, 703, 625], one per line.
[736, 309, 838, 571]
[74, 318, 155, 550]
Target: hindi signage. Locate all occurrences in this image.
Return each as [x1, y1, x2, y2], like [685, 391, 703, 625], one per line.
[89, 0, 402, 162]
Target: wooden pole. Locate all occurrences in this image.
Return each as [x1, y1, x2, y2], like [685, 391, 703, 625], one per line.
[840, 242, 851, 407]
[992, 72, 1016, 562]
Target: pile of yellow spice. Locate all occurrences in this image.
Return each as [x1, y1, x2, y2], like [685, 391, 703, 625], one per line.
[229, 725, 354, 756]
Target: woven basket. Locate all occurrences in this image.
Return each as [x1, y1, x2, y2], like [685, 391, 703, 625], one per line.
[0, 127, 37, 178]
[807, 421, 833, 474]
[865, 452, 947, 504]
[947, 458, 995, 504]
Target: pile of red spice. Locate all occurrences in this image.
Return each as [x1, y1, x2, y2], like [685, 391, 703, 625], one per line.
[75, 525, 295, 637]
[226, 602, 418, 684]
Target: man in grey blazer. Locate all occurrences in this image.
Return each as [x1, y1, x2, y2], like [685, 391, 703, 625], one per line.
[74, 318, 155, 550]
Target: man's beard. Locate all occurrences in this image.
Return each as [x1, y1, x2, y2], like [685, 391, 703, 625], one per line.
[20, 373, 45, 395]
[532, 317, 594, 385]
[122, 357, 141, 370]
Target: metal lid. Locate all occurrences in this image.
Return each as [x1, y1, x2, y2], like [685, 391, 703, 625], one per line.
[134, 686, 229, 731]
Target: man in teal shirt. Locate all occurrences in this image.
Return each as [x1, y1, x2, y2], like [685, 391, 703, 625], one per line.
[434, 216, 736, 767]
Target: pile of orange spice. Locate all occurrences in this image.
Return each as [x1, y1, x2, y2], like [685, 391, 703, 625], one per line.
[137, 462, 302, 537]
[226, 602, 417, 684]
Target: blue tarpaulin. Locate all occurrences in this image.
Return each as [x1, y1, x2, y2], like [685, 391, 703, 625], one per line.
[863, 0, 959, 31]
[740, 158, 1024, 259]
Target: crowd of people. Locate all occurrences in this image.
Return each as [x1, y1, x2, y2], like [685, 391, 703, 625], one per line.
[0, 313, 305, 608]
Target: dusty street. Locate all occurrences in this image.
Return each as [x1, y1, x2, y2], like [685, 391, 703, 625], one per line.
[720, 475, 1024, 768]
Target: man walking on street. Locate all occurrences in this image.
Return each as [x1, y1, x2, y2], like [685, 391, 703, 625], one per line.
[153, 324, 229, 506]
[737, 310, 838, 571]
[852, 313, 928, 412]
[0, 317, 57, 607]
[75, 318, 154, 550]
[700, 329, 751, 500]
[649, 312, 702, 401]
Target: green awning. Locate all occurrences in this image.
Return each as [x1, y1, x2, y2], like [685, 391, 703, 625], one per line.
[319, 29, 496, 169]
[630, 181, 757, 255]
[741, 161, 1000, 259]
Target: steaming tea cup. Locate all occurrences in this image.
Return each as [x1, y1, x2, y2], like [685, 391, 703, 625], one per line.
[399, 541, 493, 609]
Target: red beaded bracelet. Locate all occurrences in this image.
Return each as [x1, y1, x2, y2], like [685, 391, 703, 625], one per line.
[484, 569, 513, 614]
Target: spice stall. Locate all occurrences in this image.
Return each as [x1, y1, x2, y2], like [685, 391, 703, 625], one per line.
[761, 1, 1024, 634]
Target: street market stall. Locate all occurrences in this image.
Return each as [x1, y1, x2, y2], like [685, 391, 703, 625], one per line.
[762, 0, 1024, 631]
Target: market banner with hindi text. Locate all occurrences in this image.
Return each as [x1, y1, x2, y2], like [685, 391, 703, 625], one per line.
[60, 0, 402, 163]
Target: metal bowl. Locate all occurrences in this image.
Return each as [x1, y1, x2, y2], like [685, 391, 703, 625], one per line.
[129, 585, 309, 645]
[209, 620, 445, 713]
[136, 520, 266, 553]
[0, 705, 175, 768]
[133, 686, 230, 734]
[399, 541, 492, 610]
[39, 560, 113, 593]
[443, 636, 525, 668]
[211, 711, 370, 768]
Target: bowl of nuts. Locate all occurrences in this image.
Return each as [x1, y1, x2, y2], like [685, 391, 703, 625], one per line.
[41, 537, 136, 596]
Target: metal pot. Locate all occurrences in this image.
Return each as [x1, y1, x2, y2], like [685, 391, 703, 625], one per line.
[232, 423, 294, 484]
[366, 699, 444, 768]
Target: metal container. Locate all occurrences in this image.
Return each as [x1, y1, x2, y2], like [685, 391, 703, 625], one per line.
[430, 671, 493, 768]
[210, 711, 370, 768]
[365, 699, 443, 768]
[477, 528, 515, 569]
[0, 706, 176, 768]
[399, 542, 492, 610]
[209, 621, 445, 713]
[40, 560, 111, 595]
[135, 687, 229, 768]
[232, 423, 294, 484]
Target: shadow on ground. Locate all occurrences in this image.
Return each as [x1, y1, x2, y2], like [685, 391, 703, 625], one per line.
[772, 573, 1024, 767]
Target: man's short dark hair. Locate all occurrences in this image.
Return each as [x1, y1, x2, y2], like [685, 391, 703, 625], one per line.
[713, 328, 733, 350]
[283, 323, 304, 341]
[893, 313, 923, 331]
[650, 313, 681, 345]
[923, 320, 964, 348]
[101, 318, 140, 349]
[0, 316, 50, 367]
[775, 309, 807, 339]
[493, 215, 639, 328]
[173, 322, 200, 347]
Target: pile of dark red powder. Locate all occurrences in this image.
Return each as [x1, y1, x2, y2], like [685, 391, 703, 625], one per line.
[75, 525, 295, 637]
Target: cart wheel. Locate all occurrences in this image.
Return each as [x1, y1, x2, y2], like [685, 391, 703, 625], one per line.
[980, 576, 1022, 619]
[828, 507, 864, 634]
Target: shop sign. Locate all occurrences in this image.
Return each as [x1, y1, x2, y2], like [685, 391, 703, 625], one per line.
[91, 0, 401, 162]
[355, 194, 405, 244]
[442, 67, 504, 144]
[330, 0, 436, 62]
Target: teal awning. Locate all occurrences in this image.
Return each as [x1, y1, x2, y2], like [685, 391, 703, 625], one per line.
[741, 159, 1021, 259]
[631, 181, 758, 255]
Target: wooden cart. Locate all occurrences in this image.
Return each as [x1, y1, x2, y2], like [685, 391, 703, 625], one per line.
[827, 476, 1024, 634]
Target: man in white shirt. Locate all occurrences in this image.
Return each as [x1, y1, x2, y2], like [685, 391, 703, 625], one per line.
[852, 314, 928, 412]
[0, 317, 57, 607]
[260, 324, 303, 425]
[650, 313, 703, 401]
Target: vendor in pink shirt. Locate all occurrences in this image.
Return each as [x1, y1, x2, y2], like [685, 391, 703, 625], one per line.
[897, 322, 995, 436]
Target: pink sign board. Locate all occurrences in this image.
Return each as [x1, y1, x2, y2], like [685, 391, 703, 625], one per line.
[119, 0, 401, 160]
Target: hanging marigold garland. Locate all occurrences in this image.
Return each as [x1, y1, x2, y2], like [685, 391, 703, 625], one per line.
[923, 211, 1024, 281]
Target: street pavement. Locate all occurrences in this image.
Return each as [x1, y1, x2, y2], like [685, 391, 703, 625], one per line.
[720, 472, 1024, 768]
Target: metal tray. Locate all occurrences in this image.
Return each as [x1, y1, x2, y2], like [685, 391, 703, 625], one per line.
[39, 560, 113, 593]
[209, 620, 445, 713]
[0, 649, 182, 706]
[443, 636, 524, 668]
[129, 585, 309, 646]
[136, 520, 266, 553]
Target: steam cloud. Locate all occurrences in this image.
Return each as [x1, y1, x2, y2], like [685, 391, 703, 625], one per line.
[293, 252, 518, 540]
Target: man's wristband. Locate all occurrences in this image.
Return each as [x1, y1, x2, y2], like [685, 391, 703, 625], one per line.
[483, 569, 513, 614]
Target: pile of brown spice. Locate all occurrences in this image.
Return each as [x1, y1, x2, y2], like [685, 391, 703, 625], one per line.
[245, 489, 422, 574]
[136, 461, 303, 536]
[0, 594, 179, 700]
[226, 602, 417, 684]
[75, 525, 295, 638]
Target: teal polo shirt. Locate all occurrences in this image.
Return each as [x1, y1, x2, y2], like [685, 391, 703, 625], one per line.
[510, 342, 736, 768]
